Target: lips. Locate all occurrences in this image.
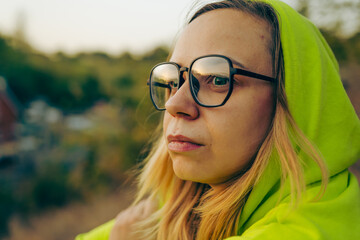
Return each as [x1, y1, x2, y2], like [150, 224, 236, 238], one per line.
[167, 135, 204, 152]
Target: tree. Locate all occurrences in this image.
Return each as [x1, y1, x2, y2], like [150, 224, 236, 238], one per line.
[298, 0, 360, 37]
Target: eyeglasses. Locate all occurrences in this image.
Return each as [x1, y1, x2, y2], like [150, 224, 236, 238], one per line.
[148, 54, 275, 111]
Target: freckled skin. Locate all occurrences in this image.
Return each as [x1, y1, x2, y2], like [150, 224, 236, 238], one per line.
[163, 9, 275, 188]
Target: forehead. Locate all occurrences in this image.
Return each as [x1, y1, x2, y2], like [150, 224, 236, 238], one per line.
[170, 9, 272, 68]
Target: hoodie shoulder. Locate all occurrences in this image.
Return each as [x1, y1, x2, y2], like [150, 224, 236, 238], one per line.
[75, 219, 114, 240]
[229, 170, 360, 240]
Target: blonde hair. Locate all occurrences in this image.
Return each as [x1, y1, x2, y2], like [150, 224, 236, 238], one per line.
[134, 1, 328, 239]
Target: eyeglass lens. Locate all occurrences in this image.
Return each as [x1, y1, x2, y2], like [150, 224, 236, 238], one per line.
[190, 56, 230, 106]
[150, 56, 231, 109]
[150, 64, 179, 109]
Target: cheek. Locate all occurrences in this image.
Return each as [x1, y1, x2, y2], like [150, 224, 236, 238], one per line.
[210, 87, 274, 161]
[163, 112, 171, 133]
[242, 88, 274, 138]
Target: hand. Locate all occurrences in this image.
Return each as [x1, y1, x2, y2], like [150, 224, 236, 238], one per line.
[109, 198, 157, 240]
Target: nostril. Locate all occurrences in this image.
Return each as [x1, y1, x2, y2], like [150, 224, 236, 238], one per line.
[175, 111, 193, 119]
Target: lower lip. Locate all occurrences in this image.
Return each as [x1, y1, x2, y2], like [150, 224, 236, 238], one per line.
[168, 141, 203, 152]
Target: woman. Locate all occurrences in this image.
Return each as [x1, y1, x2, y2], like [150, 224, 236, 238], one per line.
[76, 0, 360, 239]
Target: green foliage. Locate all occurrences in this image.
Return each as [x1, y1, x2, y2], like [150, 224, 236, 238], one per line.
[0, 33, 170, 236]
[321, 29, 360, 64]
[0, 185, 15, 236]
[348, 32, 360, 63]
[0, 34, 169, 112]
[321, 30, 348, 62]
[141, 46, 169, 62]
[32, 166, 79, 209]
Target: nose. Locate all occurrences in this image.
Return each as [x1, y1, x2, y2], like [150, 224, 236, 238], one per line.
[165, 71, 199, 120]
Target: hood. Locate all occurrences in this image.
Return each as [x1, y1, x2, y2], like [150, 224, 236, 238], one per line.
[238, 0, 360, 231]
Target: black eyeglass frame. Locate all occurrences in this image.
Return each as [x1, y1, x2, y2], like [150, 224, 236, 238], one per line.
[148, 54, 276, 111]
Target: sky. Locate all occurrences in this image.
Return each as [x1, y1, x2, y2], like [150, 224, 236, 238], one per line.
[0, 0, 298, 55]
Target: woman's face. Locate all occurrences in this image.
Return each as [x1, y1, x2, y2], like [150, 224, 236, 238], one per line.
[163, 9, 274, 187]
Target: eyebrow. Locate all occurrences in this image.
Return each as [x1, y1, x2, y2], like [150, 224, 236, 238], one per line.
[228, 57, 248, 69]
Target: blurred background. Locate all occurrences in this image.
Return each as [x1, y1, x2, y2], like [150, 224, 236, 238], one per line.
[0, 0, 359, 239]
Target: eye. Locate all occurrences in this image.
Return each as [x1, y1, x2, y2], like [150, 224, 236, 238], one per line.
[169, 81, 178, 88]
[212, 76, 229, 86]
[204, 75, 229, 88]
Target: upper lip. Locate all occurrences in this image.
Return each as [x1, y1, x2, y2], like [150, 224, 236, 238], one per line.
[167, 135, 203, 145]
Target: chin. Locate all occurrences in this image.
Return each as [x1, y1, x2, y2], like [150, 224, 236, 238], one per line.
[172, 163, 222, 185]
[172, 156, 205, 182]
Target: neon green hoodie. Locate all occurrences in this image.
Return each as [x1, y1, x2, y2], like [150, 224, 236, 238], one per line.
[75, 0, 360, 239]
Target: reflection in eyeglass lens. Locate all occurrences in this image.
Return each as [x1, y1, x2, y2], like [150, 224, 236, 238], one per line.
[151, 64, 179, 108]
[191, 57, 230, 105]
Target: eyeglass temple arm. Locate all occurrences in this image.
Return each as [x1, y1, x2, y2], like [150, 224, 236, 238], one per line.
[234, 68, 275, 82]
